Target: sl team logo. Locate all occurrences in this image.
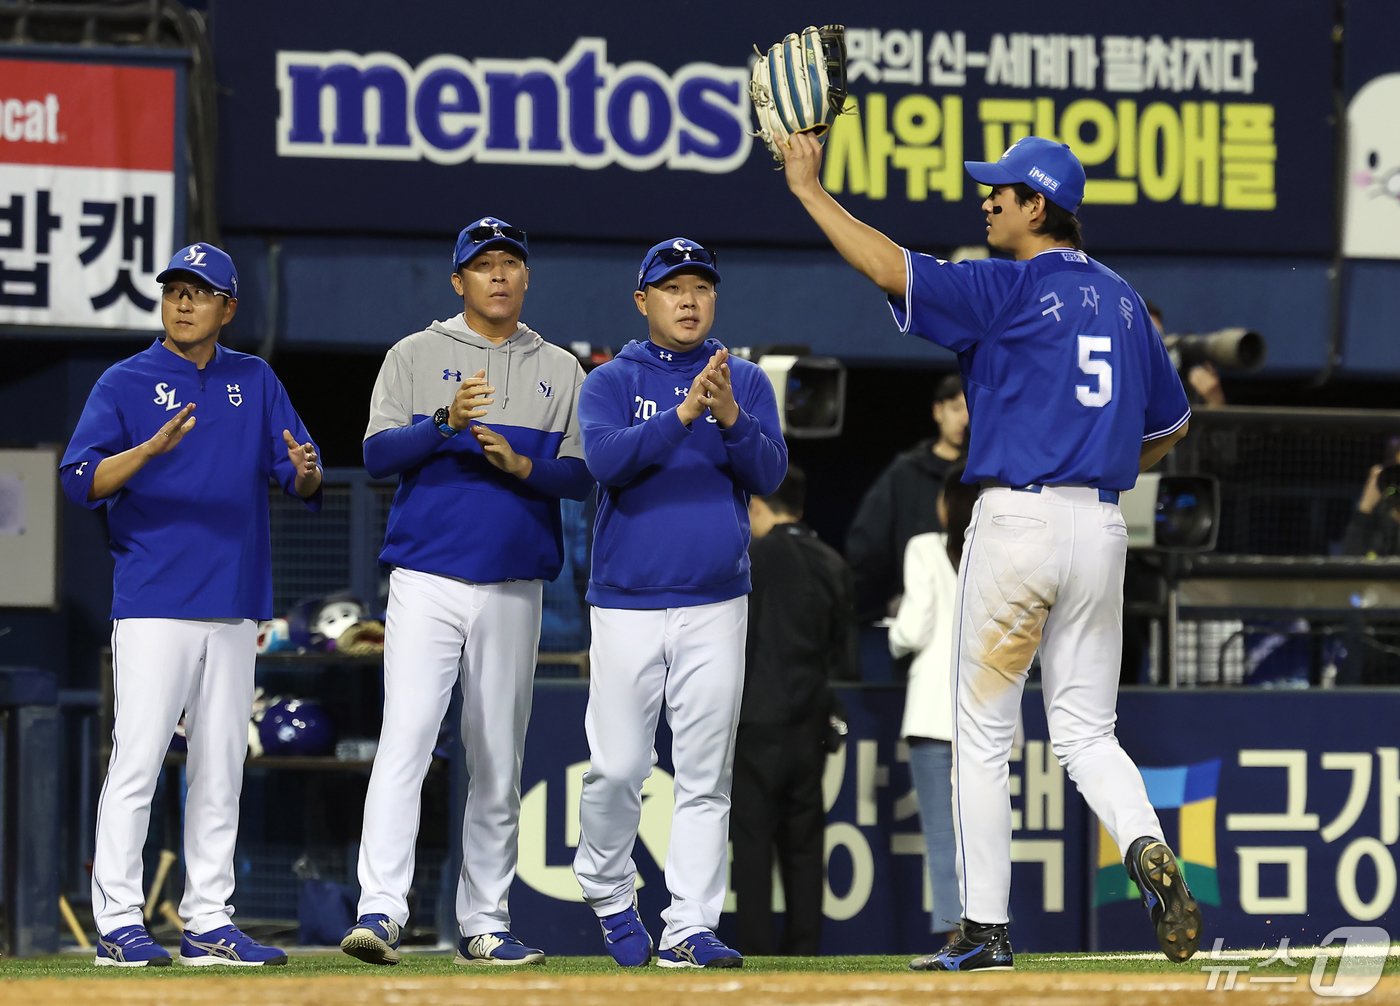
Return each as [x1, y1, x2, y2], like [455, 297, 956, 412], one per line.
[153, 382, 181, 411]
[1096, 759, 1223, 908]
[275, 39, 750, 172]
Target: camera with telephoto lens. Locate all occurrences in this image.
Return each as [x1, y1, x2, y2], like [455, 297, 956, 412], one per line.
[1164, 328, 1266, 371]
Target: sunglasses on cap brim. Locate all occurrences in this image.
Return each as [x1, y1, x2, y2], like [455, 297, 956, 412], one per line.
[464, 224, 528, 245]
[645, 245, 719, 274]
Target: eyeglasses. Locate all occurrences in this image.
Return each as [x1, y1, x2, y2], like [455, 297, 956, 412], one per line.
[644, 245, 719, 274]
[464, 223, 528, 245]
[161, 283, 229, 306]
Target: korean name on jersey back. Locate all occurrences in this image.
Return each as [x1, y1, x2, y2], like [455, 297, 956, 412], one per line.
[277, 39, 749, 172]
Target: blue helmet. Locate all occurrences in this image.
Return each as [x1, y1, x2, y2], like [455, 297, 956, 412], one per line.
[258, 697, 335, 756]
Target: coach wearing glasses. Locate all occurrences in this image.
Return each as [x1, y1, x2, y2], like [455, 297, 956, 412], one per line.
[61, 242, 321, 967]
[572, 238, 787, 969]
[342, 217, 591, 968]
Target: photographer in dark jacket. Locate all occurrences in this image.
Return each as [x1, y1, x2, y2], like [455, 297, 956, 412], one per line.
[845, 374, 967, 621]
[1343, 443, 1400, 558]
[730, 465, 858, 955]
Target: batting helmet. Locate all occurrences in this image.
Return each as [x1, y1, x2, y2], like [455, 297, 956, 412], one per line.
[258, 697, 335, 756]
[286, 592, 368, 652]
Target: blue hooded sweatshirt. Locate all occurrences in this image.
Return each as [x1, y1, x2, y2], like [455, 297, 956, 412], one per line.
[579, 337, 788, 608]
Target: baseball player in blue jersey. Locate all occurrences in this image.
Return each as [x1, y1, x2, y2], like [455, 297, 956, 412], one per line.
[572, 238, 787, 969]
[60, 243, 322, 968]
[782, 134, 1199, 970]
[341, 218, 592, 967]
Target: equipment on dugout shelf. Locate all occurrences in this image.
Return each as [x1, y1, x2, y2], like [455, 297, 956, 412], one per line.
[257, 696, 335, 756]
[286, 591, 371, 652]
[256, 617, 294, 653]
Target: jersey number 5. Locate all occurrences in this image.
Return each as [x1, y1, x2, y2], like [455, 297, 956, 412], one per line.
[1075, 335, 1113, 408]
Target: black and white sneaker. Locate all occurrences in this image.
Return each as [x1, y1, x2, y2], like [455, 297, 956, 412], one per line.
[1125, 836, 1202, 963]
[908, 921, 1014, 972]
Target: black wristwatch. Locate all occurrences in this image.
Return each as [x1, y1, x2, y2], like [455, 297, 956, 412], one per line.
[433, 407, 459, 437]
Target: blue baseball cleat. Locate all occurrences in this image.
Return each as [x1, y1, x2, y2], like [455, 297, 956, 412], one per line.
[453, 931, 545, 966]
[94, 924, 171, 967]
[1125, 835, 1202, 963]
[598, 901, 653, 967]
[340, 913, 403, 966]
[908, 921, 1014, 971]
[656, 930, 743, 968]
[179, 924, 288, 966]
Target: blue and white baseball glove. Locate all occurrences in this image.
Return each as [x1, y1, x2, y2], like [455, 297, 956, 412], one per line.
[749, 24, 848, 163]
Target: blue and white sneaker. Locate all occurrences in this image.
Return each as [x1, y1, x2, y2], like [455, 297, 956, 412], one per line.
[340, 913, 403, 966]
[598, 901, 653, 967]
[179, 924, 288, 966]
[656, 930, 743, 968]
[908, 921, 1014, 971]
[94, 924, 171, 967]
[453, 931, 545, 966]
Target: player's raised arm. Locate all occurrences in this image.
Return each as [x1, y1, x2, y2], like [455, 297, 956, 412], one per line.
[782, 132, 906, 296]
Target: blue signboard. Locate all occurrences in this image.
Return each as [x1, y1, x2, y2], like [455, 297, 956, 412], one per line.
[510, 683, 1086, 955]
[210, 1, 1335, 254]
[498, 684, 1398, 956]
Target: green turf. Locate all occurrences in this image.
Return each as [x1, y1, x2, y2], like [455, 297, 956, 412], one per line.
[4, 950, 1395, 979]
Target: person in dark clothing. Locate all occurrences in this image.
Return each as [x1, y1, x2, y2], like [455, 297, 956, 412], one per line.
[845, 374, 968, 621]
[1343, 443, 1400, 558]
[730, 465, 858, 955]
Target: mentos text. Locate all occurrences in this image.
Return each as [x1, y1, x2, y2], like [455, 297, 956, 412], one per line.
[276, 39, 750, 173]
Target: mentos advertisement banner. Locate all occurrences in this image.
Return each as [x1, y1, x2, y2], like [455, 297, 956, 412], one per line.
[501, 685, 1397, 955]
[210, 2, 1335, 254]
[0, 57, 181, 330]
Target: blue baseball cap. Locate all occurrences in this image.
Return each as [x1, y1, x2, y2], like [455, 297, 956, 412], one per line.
[156, 242, 238, 296]
[637, 238, 720, 291]
[965, 137, 1086, 214]
[453, 216, 529, 268]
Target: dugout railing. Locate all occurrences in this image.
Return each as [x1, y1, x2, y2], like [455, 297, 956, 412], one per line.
[1146, 406, 1400, 687]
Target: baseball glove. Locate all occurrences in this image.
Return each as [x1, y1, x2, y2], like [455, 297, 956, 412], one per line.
[336, 619, 386, 656]
[749, 24, 848, 163]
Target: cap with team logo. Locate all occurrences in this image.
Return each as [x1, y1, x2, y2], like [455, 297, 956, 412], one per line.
[637, 237, 720, 291]
[156, 243, 239, 296]
[964, 136, 1086, 214]
[453, 216, 529, 268]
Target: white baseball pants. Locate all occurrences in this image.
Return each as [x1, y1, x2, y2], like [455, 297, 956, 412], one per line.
[94, 617, 256, 935]
[355, 568, 542, 939]
[953, 486, 1163, 925]
[574, 597, 748, 949]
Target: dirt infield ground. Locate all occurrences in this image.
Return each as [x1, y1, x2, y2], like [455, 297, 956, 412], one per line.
[4, 972, 1399, 1005]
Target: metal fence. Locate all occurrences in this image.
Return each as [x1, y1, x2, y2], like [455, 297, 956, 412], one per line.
[1150, 407, 1400, 686]
[1167, 406, 1400, 556]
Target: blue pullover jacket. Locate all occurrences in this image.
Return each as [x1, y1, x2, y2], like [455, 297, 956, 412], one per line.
[579, 337, 787, 608]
